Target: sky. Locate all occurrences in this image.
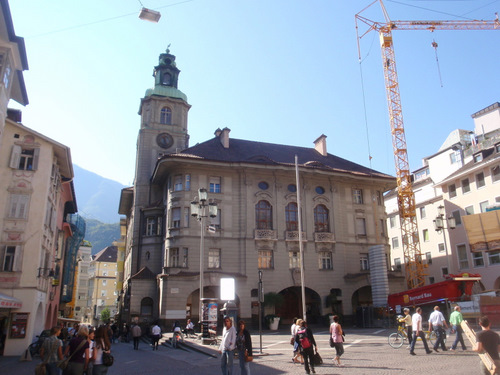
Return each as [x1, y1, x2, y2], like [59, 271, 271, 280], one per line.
[8, 0, 500, 186]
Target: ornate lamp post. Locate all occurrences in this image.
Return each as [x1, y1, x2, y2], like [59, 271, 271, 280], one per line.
[190, 188, 218, 337]
[433, 205, 456, 275]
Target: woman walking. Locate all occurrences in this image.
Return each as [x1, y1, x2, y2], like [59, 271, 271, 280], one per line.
[63, 325, 90, 375]
[92, 325, 112, 375]
[291, 317, 303, 364]
[40, 326, 64, 375]
[236, 320, 252, 375]
[330, 315, 344, 367]
[294, 319, 317, 375]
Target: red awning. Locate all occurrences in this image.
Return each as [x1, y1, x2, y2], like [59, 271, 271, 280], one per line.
[0, 293, 22, 309]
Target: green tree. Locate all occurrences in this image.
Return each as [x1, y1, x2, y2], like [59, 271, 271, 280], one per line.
[100, 308, 111, 323]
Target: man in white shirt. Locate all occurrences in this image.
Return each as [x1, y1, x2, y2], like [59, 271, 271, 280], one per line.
[428, 305, 448, 352]
[151, 323, 161, 350]
[219, 316, 236, 375]
[409, 307, 432, 356]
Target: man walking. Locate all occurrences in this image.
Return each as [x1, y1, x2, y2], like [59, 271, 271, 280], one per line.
[131, 323, 142, 350]
[473, 316, 500, 375]
[449, 306, 467, 351]
[409, 307, 432, 356]
[428, 305, 448, 352]
[151, 322, 161, 350]
[218, 316, 236, 375]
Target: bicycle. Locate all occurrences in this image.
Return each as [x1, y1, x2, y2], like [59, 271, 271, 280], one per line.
[388, 324, 445, 348]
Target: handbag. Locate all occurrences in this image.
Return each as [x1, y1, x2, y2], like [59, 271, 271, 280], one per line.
[290, 337, 295, 345]
[312, 351, 323, 366]
[244, 349, 253, 362]
[102, 351, 114, 366]
[34, 363, 46, 375]
[329, 337, 334, 347]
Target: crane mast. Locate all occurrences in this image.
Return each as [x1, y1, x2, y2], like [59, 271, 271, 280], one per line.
[355, 0, 500, 289]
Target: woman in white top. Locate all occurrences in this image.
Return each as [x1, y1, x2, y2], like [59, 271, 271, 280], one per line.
[92, 326, 111, 375]
[291, 317, 303, 364]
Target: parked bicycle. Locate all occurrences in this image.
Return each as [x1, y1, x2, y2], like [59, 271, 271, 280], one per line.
[388, 323, 446, 348]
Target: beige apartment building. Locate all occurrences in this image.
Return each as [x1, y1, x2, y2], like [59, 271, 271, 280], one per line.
[119, 49, 401, 328]
[73, 242, 92, 324]
[89, 246, 118, 326]
[387, 102, 500, 291]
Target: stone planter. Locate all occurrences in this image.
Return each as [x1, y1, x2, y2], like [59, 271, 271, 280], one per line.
[269, 317, 280, 330]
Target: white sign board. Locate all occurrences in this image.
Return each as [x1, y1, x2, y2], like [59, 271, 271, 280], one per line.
[220, 278, 235, 301]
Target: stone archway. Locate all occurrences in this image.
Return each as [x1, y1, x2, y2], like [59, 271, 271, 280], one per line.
[275, 287, 322, 324]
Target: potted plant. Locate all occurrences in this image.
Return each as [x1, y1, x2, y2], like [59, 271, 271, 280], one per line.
[263, 292, 284, 330]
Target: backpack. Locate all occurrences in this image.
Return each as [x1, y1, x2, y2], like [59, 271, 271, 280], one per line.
[297, 329, 311, 349]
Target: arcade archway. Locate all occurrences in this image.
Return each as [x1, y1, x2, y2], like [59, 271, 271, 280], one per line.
[275, 287, 322, 324]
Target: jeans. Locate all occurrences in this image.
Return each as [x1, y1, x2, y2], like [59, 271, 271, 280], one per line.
[238, 349, 250, 375]
[410, 331, 430, 353]
[432, 326, 447, 350]
[451, 325, 466, 350]
[92, 364, 108, 375]
[220, 349, 234, 375]
[45, 362, 61, 375]
[406, 326, 413, 346]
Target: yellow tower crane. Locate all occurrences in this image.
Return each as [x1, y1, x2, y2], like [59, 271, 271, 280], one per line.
[355, 0, 500, 289]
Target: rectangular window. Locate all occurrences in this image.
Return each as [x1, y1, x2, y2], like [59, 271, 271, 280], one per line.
[289, 251, 300, 269]
[474, 153, 483, 163]
[476, 172, 485, 188]
[425, 252, 432, 265]
[258, 250, 273, 269]
[392, 237, 399, 248]
[146, 217, 156, 236]
[394, 257, 401, 271]
[438, 243, 445, 253]
[356, 218, 366, 236]
[465, 206, 474, 215]
[389, 216, 397, 228]
[429, 277, 435, 284]
[8, 194, 29, 219]
[209, 176, 221, 193]
[171, 207, 181, 228]
[376, 191, 382, 206]
[480, 201, 489, 213]
[450, 150, 460, 164]
[451, 210, 462, 226]
[420, 206, 426, 219]
[2, 246, 16, 271]
[449, 184, 457, 198]
[457, 244, 469, 269]
[102, 280, 107, 286]
[441, 267, 448, 277]
[492, 165, 500, 182]
[488, 251, 500, 266]
[173, 175, 183, 191]
[19, 149, 35, 170]
[319, 252, 333, 270]
[422, 229, 429, 242]
[353, 189, 363, 204]
[360, 253, 369, 271]
[169, 248, 179, 267]
[184, 208, 190, 228]
[182, 248, 188, 268]
[101, 290, 107, 297]
[380, 219, 386, 237]
[208, 249, 220, 269]
[461, 178, 470, 194]
[185, 174, 191, 191]
[472, 251, 484, 267]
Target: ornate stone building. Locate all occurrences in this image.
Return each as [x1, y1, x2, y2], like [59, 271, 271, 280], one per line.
[119, 49, 398, 328]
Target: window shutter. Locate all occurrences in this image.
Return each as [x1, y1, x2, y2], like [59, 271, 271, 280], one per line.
[9, 145, 21, 169]
[32, 148, 40, 170]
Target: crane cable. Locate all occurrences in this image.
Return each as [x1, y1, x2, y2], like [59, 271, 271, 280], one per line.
[432, 39, 444, 88]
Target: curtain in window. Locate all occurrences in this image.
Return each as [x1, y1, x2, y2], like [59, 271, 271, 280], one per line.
[255, 201, 272, 229]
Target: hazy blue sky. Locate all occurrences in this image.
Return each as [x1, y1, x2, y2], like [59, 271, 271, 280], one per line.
[8, 0, 500, 186]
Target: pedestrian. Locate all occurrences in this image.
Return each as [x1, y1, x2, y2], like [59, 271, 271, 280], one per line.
[473, 315, 500, 375]
[398, 308, 412, 348]
[172, 321, 184, 347]
[290, 317, 302, 364]
[39, 326, 64, 375]
[151, 322, 161, 350]
[428, 305, 448, 352]
[63, 325, 90, 375]
[183, 319, 195, 337]
[330, 315, 344, 367]
[449, 305, 467, 351]
[295, 319, 317, 375]
[131, 323, 142, 350]
[409, 307, 432, 355]
[92, 325, 112, 375]
[218, 316, 236, 375]
[236, 320, 252, 375]
[86, 328, 95, 375]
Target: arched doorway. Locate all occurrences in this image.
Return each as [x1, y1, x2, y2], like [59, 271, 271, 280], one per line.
[275, 287, 322, 324]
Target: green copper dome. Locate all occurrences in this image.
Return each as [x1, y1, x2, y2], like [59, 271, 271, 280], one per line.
[145, 86, 188, 102]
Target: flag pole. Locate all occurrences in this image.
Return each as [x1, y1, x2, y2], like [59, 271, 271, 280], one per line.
[295, 155, 307, 321]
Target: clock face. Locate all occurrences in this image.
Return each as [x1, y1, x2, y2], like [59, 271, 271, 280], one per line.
[157, 133, 173, 149]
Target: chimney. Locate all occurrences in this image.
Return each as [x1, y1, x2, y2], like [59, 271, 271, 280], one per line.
[218, 127, 231, 149]
[313, 134, 327, 156]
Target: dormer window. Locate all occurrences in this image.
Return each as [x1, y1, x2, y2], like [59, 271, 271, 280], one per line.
[495, 143, 500, 153]
[474, 153, 483, 163]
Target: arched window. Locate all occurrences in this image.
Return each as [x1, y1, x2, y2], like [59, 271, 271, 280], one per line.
[140, 297, 154, 316]
[160, 107, 172, 125]
[314, 204, 329, 232]
[255, 200, 273, 229]
[285, 202, 298, 231]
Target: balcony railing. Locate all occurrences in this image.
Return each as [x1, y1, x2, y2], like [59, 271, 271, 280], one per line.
[314, 232, 335, 243]
[285, 231, 306, 241]
[254, 229, 277, 240]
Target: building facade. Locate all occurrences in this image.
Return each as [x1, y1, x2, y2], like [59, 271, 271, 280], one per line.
[119, 49, 400, 328]
[73, 242, 92, 324]
[387, 102, 500, 291]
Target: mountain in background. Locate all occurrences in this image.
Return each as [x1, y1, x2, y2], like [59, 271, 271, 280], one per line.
[73, 165, 127, 254]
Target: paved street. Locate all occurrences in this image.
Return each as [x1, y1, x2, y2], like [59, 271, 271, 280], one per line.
[0, 327, 484, 374]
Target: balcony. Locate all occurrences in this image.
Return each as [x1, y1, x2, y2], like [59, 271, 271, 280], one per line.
[285, 231, 306, 241]
[254, 229, 277, 241]
[314, 232, 335, 243]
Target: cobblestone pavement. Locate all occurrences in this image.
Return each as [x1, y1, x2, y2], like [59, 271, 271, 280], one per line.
[0, 327, 487, 375]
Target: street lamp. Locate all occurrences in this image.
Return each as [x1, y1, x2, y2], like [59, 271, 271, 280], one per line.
[433, 205, 456, 275]
[190, 188, 218, 338]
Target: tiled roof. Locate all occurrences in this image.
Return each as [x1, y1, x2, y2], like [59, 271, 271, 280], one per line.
[160, 137, 394, 180]
[93, 246, 117, 263]
[132, 266, 156, 280]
